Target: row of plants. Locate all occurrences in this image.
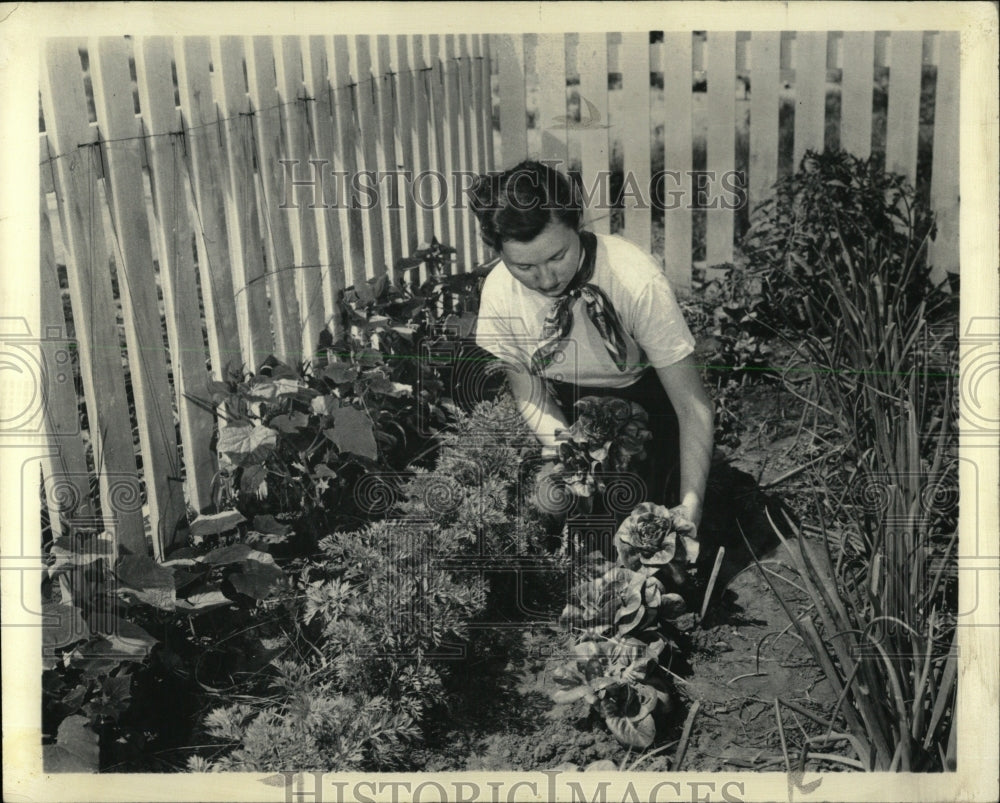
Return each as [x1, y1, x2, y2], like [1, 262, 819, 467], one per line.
[41, 238, 508, 771]
[208, 237, 497, 540]
[734, 150, 959, 771]
[44, 241, 716, 768]
[668, 149, 958, 771]
[681, 149, 954, 449]
[192, 394, 554, 770]
[533, 396, 654, 516]
[527, 395, 706, 749]
[551, 503, 701, 748]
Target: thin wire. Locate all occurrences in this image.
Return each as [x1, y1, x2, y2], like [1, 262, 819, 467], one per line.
[45, 52, 492, 378]
[232, 263, 337, 299]
[39, 57, 482, 168]
[231, 107, 268, 365]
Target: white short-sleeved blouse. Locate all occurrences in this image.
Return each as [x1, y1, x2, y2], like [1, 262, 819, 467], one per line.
[474, 232, 696, 388]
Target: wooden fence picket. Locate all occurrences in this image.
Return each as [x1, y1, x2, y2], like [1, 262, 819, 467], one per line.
[661, 31, 693, 292]
[928, 32, 959, 283]
[479, 34, 496, 173]
[40, 191, 94, 533]
[133, 36, 216, 517]
[576, 33, 611, 235]
[350, 36, 387, 282]
[246, 36, 304, 366]
[300, 36, 348, 335]
[330, 35, 368, 289]
[426, 35, 453, 258]
[40, 133, 55, 195]
[404, 35, 436, 279]
[748, 31, 781, 212]
[174, 37, 241, 379]
[467, 35, 488, 176]
[792, 32, 828, 168]
[376, 35, 405, 276]
[469, 34, 492, 265]
[443, 35, 471, 272]
[885, 31, 924, 185]
[39, 30, 959, 557]
[536, 33, 569, 173]
[620, 32, 652, 254]
[40, 39, 146, 555]
[89, 36, 189, 558]
[458, 34, 480, 268]
[392, 36, 421, 265]
[706, 31, 736, 271]
[496, 34, 528, 170]
[283, 35, 337, 348]
[840, 32, 875, 160]
[213, 36, 274, 371]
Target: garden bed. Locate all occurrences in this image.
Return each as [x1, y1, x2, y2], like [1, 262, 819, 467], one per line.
[410, 378, 839, 773]
[42, 150, 959, 774]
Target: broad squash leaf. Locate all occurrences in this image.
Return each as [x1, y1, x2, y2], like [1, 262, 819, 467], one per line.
[325, 405, 378, 459]
[240, 464, 268, 496]
[175, 587, 231, 614]
[43, 715, 99, 772]
[321, 363, 359, 385]
[199, 543, 254, 565]
[114, 554, 176, 610]
[229, 559, 285, 600]
[217, 425, 278, 464]
[247, 378, 307, 400]
[90, 618, 158, 661]
[189, 510, 246, 537]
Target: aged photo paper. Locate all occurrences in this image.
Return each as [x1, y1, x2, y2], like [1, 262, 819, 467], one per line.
[2, 2, 997, 802]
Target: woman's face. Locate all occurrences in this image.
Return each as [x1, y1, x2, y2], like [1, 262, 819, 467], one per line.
[500, 219, 582, 297]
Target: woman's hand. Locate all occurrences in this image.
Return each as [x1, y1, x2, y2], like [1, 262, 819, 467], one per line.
[505, 364, 569, 449]
[668, 503, 699, 540]
[540, 444, 560, 461]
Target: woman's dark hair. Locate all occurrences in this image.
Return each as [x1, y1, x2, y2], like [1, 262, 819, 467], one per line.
[469, 160, 583, 251]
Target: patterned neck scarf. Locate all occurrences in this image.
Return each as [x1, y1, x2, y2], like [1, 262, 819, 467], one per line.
[530, 231, 630, 375]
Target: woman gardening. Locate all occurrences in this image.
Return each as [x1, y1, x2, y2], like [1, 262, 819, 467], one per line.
[469, 161, 714, 562]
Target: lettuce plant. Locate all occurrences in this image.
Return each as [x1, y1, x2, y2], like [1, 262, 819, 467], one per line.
[614, 502, 699, 572]
[559, 565, 687, 637]
[551, 637, 673, 748]
[541, 396, 653, 511]
[551, 503, 701, 749]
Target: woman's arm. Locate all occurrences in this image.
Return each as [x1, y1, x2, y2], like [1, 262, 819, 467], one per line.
[505, 364, 569, 450]
[653, 354, 714, 529]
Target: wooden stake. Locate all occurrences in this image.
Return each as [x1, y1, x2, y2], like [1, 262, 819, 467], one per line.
[699, 545, 725, 623]
[672, 700, 701, 771]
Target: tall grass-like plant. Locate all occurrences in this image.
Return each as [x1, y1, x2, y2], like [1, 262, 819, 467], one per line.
[746, 151, 958, 771]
